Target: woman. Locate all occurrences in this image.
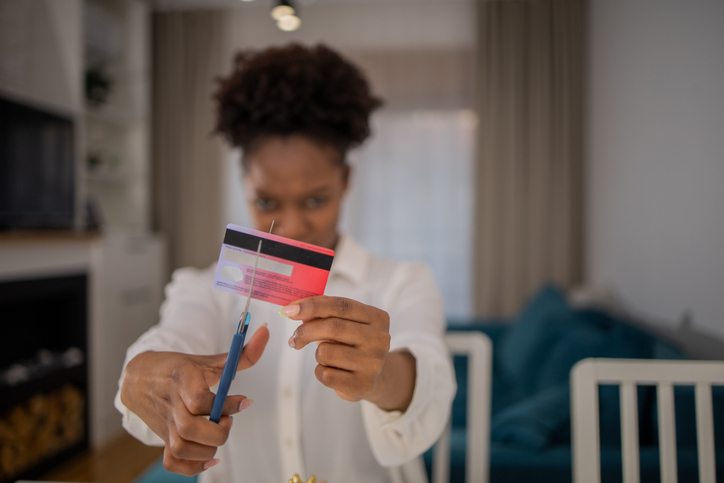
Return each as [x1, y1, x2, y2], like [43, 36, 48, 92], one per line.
[116, 43, 455, 483]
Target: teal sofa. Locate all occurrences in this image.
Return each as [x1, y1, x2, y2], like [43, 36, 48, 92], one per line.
[427, 284, 724, 483]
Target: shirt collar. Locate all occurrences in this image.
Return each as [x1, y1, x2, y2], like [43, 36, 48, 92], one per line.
[329, 233, 368, 286]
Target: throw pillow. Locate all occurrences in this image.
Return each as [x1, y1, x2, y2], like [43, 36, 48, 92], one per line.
[498, 284, 573, 400]
[490, 382, 571, 450]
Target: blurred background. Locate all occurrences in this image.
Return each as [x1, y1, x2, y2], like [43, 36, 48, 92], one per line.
[0, 0, 722, 482]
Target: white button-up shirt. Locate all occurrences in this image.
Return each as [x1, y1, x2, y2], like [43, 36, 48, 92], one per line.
[115, 234, 455, 483]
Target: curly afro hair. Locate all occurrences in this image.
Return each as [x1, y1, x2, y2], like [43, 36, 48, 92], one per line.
[214, 43, 383, 161]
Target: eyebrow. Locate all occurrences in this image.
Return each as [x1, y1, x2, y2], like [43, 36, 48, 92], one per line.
[254, 186, 333, 198]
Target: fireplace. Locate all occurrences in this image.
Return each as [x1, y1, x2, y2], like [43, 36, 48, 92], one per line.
[0, 273, 89, 482]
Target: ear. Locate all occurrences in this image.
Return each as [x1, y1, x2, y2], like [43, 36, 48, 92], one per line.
[340, 163, 351, 194]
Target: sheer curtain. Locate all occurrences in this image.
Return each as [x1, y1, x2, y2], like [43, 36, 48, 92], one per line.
[342, 110, 477, 319]
[152, 10, 225, 274]
[473, 0, 585, 316]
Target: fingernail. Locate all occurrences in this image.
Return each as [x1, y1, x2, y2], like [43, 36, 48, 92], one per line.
[280, 304, 300, 317]
[288, 333, 296, 348]
[262, 322, 268, 328]
[239, 398, 254, 411]
[203, 458, 220, 470]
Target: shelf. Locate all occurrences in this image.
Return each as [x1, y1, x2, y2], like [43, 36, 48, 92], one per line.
[85, 105, 138, 125]
[0, 230, 101, 244]
[82, 0, 150, 234]
[85, 168, 130, 183]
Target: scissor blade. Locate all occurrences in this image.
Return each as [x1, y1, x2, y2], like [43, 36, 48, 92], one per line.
[242, 239, 263, 319]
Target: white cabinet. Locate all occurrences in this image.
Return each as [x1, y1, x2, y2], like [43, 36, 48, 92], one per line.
[89, 233, 166, 446]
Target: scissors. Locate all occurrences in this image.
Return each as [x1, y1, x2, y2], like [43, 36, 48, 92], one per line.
[209, 236, 264, 423]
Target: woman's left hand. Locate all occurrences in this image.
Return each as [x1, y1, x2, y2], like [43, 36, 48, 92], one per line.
[282, 296, 416, 412]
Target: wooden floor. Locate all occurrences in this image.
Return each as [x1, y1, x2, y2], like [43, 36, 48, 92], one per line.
[39, 433, 163, 483]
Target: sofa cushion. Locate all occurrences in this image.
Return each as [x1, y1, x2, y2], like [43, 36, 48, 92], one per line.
[537, 308, 656, 390]
[498, 285, 573, 400]
[490, 382, 570, 449]
[539, 309, 660, 447]
[535, 310, 612, 392]
[493, 306, 664, 449]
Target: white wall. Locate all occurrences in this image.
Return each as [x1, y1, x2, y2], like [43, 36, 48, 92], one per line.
[0, 0, 82, 113]
[222, 1, 475, 52]
[586, 0, 724, 352]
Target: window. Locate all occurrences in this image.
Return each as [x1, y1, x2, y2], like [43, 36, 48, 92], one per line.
[342, 110, 477, 320]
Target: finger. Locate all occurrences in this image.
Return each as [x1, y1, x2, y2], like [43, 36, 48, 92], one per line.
[162, 446, 218, 476]
[174, 410, 235, 448]
[237, 323, 270, 372]
[291, 318, 368, 350]
[176, 370, 249, 417]
[184, 392, 253, 424]
[166, 429, 219, 462]
[314, 342, 362, 372]
[314, 364, 360, 400]
[316, 341, 386, 375]
[176, 365, 223, 417]
[197, 323, 270, 388]
[281, 296, 387, 328]
[220, 395, 254, 416]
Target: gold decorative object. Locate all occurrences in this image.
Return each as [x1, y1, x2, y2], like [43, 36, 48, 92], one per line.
[288, 473, 316, 483]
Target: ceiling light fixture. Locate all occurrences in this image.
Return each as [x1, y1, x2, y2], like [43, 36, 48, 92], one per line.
[277, 14, 301, 32]
[271, 0, 296, 21]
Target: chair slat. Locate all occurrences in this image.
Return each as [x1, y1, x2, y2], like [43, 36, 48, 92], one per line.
[466, 335, 492, 483]
[657, 382, 678, 483]
[695, 384, 715, 483]
[433, 416, 452, 483]
[571, 360, 601, 483]
[620, 381, 640, 483]
[433, 332, 492, 483]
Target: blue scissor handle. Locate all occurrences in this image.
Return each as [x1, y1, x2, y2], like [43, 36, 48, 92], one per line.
[209, 313, 250, 423]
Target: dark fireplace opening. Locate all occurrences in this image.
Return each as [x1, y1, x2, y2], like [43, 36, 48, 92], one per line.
[0, 273, 89, 483]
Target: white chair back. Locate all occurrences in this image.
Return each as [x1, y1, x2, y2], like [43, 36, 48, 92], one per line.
[571, 358, 724, 483]
[432, 331, 492, 483]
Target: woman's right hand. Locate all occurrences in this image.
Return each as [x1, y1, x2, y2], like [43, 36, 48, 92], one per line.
[120, 324, 269, 475]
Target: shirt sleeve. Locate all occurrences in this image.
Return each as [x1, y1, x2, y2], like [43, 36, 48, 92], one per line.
[360, 262, 456, 466]
[114, 266, 225, 446]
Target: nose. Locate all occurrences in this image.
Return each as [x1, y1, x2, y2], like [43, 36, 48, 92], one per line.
[274, 208, 308, 242]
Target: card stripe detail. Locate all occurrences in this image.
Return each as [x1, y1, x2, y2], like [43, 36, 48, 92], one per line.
[223, 229, 334, 271]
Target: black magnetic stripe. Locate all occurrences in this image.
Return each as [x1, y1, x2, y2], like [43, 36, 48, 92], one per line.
[223, 229, 334, 271]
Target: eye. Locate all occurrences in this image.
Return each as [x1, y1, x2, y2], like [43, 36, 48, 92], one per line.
[305, 196, 328, 209]
[254, 198, 277, 212]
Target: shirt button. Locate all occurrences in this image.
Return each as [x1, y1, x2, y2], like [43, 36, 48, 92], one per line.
[285, 437, 294, 449]
[283, 387, 292, 398]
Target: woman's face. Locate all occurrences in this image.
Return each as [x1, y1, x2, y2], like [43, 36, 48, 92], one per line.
[242, 135, 349, 250]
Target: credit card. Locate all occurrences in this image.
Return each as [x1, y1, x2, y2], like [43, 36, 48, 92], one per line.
[213, 224, 335, 306]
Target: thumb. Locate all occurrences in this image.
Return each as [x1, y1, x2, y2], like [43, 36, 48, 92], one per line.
[196, 323, 269, 386]
[237, 323, 270, 372]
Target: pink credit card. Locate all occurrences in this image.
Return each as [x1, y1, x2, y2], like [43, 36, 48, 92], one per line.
[213, 224, 335, 306]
